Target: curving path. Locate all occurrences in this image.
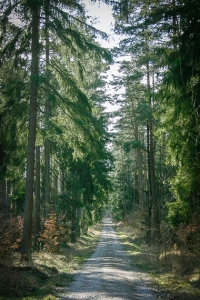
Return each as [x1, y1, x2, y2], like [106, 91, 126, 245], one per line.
[59, 218, 156, 300]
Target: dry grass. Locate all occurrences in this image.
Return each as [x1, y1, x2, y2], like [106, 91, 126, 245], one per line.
[0, 224, 102, 300]
[114, 216, 200, 300]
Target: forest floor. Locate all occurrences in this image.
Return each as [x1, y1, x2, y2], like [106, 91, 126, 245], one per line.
[115, 219, 200, 300]
[0, 223, 102, 300]
[1, 218, 200, 299]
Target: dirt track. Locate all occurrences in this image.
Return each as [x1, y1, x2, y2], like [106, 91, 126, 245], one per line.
[59, 218, 157, 300]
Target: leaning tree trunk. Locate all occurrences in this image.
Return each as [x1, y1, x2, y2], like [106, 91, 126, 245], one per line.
[21, 4, 40, 262]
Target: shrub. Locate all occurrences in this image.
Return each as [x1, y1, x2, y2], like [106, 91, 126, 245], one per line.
[39, 213, 69, 253]
[0, 214, 23, 258]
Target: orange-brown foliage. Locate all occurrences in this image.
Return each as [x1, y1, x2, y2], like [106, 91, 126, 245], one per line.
[39, 213, 69, 253]
[0, 214, 23, 258]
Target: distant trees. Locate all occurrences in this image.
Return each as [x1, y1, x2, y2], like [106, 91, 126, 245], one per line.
[111, 0, 200, 245]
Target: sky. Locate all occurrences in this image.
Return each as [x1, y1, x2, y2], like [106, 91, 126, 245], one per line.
[81, 0, 123, 118]
[82, 0, 117, 47]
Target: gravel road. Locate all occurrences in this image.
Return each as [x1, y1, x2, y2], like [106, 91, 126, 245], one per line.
[59, 218, 157, 300]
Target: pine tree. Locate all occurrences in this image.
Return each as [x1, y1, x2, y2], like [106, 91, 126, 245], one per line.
[21, 0, 40, 261]
[1, 0, 112, 260]
[145, 0, 200, 225]
[112, 0, 162, 241]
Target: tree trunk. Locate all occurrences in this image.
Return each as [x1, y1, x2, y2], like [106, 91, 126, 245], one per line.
[76, 208, 81, 238]
[21, 4, 40, 261]
[44, 139, 50, 216]
[52, 161, 58, 212]
[134, 122, 144, 209]
[60, 168, 65, 195]
[34, 146, 41, 250]
[132, 172, 136, 208]
[44, 0, 51, 217]
[71, 170, 77, 243]
[147, 62, 161, 243]
[121, 146, 126, 215]
[0, 179, 7, 214]
[129, 99, 144, 210]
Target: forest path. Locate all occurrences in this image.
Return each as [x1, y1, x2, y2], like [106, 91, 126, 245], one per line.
[59, 218, 156, 300]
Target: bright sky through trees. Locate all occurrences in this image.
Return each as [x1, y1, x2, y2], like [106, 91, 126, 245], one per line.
[82, 0, 122, 118]
[9, 0, 120, 115]
[82, 0, 116, 47]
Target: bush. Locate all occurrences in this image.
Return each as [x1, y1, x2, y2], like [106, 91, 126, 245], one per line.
[39, 213, 69, 253]
[0, 214, 23, 258]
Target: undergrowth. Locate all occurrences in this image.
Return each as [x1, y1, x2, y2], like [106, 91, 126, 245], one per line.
[114, 214, 200, 300]
[0, 223, 102, 300]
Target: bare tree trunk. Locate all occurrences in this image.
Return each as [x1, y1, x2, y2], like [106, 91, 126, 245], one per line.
[134, 122, 144, 209]
[71, 170, 77, 243]
[0, 179, 7, 214]
[121, 147, 126, 215]
[147, 62, 161, 243]
[0, 179, 8, 229]
[34, 146, 41, 250]
[142, 140, 151, 244]
[21, 4, 40, 261]
[129, 99, 144, 210]
[60, 168, 65, 195]
[44, 0, 51, 217]
[76, 208, 81, 238]
[52, 161, 58, 212]
[44, 140, 50, 216]
[132, 172, 136, 208]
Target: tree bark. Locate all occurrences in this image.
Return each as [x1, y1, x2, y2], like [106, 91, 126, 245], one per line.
[44, 0, 51, 217]
[60, 168, 65, 195]
[134, 122, 144, 209]
[121, 147, 126, 215]
[147, 61, 161, 243]
[34, 145, 41, 250]
[0, 179, 7, 214]
[52, 161, 58, 212]
[129, 99, 144, 210]
[71, 170, 77, 243]
[21, 4, 40, 261]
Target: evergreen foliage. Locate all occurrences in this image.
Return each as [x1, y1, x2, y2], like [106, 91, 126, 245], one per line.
[1, 0, 199, 258]
[0, 0, 113, 259]
[111, 0, 200, 245]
